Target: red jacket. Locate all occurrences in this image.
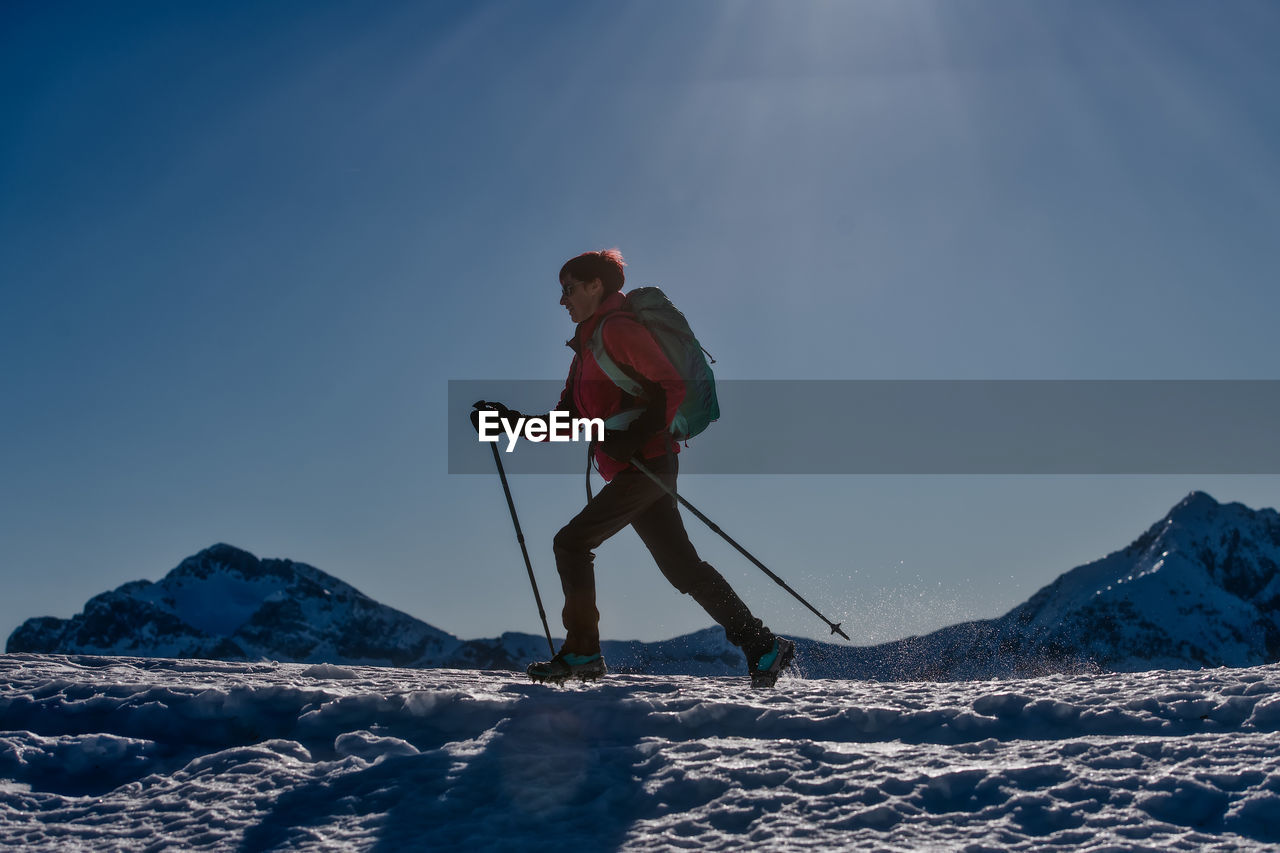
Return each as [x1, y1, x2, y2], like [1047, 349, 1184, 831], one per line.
[556, 291, 686, 481]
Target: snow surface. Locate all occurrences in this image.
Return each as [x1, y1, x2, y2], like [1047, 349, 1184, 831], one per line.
[4, 654, 1280, 850]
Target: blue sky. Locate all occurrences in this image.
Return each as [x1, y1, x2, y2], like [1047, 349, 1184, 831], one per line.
[3, 1, 1279, 647]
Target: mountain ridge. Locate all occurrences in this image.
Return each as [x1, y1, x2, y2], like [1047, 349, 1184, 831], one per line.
[8, 491, 1280, 680]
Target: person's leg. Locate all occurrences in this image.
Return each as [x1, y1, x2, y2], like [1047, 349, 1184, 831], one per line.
[552, 466, 668, 655]
[630, 456, 775, 660]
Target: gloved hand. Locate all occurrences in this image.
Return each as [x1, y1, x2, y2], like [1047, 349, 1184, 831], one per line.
[599, 424, 652, 463]
[470, 401, 524, 435]
[599, 398, 668, 463]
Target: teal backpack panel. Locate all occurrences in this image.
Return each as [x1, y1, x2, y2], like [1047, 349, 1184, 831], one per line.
[588, 287, 720, 441]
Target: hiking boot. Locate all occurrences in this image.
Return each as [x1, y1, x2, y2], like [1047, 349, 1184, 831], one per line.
[527, 651, 607, 684]
[748, 636, 795, 688]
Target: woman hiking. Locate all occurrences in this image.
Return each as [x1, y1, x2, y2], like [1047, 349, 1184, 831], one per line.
[479, 249, 794, 688]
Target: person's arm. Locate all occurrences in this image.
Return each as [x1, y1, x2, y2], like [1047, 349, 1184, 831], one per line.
[469, 355, 580, 443]
[597, 316, 685, 461]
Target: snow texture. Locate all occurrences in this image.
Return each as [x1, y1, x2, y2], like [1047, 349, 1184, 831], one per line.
[3, 653, 1280, 850]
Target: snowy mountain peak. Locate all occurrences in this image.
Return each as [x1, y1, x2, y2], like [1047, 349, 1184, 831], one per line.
[172, 543, 294, 582]
[1159, 491, 1279, 540]
[8, 493, 1280, 681]
[4, 545, 756, 675]
[1168, 489, 1221, 518]
[801, 494, 1280, 682]
[6, 546, 460, 667]
[996, 493, 1280, 673]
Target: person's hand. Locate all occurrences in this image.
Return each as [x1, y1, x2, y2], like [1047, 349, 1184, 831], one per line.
[600, 424, 651, 463]
[470, 401, 524, 435]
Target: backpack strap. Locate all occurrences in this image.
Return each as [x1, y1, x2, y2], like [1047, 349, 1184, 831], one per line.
[588, 308, 660, 427]
[588, 311, 645, 399]
[589, 309, 670, 434]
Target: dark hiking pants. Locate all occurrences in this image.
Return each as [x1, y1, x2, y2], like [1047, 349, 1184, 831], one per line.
[552, 453, 773, 660]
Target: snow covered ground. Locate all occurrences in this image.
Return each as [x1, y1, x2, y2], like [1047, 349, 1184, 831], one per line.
[3, 654, 1280, 851]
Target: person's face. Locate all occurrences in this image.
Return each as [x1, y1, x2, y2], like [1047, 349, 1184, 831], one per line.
[560, 276, 604, 324]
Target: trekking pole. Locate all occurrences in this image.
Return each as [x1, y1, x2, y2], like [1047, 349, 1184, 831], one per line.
[473, 401, 556, 657]
[631, 458, 851, 641]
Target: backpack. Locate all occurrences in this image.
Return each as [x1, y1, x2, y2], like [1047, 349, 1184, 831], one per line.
[588, 286, 720, 441]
